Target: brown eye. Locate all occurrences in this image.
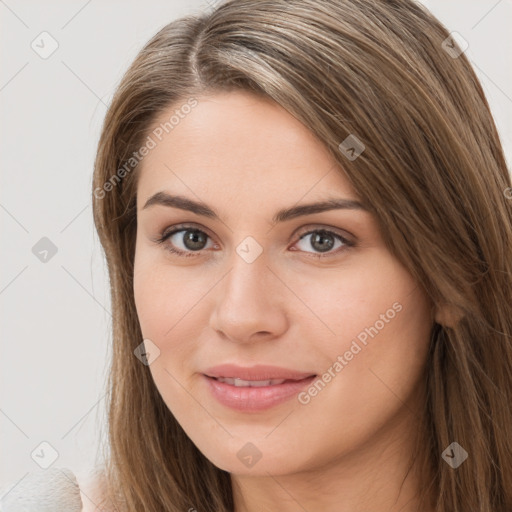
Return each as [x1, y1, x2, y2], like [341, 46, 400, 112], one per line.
[154, 224, 354, 259]
[177, 229, 209, 251]
[155, 225, 214, 257]
[292, 228, 354, 258]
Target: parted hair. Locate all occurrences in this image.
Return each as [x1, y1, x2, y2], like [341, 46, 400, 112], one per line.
[92, 1, 512, 510]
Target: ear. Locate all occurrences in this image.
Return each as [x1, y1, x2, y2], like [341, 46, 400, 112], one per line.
[434, 303, 463, 328]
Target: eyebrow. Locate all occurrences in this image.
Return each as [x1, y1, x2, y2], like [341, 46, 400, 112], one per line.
[142, 191, 368, 224]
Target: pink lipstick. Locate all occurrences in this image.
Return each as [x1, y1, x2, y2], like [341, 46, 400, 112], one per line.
[202, 364, 317, 412]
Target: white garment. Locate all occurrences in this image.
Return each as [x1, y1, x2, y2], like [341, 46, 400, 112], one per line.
[0, 467, 106, 512]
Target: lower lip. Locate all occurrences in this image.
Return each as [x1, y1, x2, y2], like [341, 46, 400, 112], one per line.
[202, 374, 317, 412]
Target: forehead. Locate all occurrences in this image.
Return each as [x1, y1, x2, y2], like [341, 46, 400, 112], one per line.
[136, 90, 359, 210]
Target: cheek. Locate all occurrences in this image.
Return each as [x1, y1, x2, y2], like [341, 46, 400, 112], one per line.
[318, 266, 432, 403]
[133, 256, 212, 388]
[133, 262, 200, 403]
[295, 251, 433, 406]
[133, 253, 205, 341]
[290, 261, 433, 461]
[133, 263, 164, 340]
[286, 250, 429, 350]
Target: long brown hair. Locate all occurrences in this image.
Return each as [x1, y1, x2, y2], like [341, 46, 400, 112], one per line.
[92, 1, 512, 510]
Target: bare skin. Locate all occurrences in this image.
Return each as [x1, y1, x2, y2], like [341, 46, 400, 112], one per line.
[131, 90, 438, 512]
[78, 470, 107, 512]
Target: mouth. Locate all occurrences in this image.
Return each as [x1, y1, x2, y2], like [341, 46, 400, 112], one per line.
[202, 363, 317, 382]
[204, 375, 316, 387]
[202, 373, 318, 412]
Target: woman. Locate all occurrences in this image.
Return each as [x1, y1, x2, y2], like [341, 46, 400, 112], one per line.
[90, 0, 512, 510]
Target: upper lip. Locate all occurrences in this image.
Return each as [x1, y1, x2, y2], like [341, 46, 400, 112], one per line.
[203, 364, 316, 381]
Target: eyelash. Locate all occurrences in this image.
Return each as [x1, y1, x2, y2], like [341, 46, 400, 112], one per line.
[153, 223, 355, 259]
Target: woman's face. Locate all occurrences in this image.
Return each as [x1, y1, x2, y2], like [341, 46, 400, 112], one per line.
[133, 90, 434, 476]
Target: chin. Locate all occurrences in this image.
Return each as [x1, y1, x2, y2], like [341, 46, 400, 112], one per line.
[199, 439, 306, 476]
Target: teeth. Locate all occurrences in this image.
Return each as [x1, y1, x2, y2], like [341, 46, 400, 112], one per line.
[216, 377, 287, 387]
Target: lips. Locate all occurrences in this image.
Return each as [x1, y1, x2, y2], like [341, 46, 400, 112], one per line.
[203, 363, 316, 382]
[214, 377, 289, 387]
[203, 372, 318, 412]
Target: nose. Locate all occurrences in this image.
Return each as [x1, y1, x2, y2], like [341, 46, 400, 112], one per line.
[209, 249, 289, 345]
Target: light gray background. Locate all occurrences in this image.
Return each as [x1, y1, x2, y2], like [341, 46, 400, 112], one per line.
[1, 0, 511, 491]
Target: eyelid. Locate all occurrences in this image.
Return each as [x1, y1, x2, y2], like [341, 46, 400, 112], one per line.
[153, 222, 356, 257]
[158, 222, 354, 242]
[294, 223, 355, 243]
[159, 222, 215, 242]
